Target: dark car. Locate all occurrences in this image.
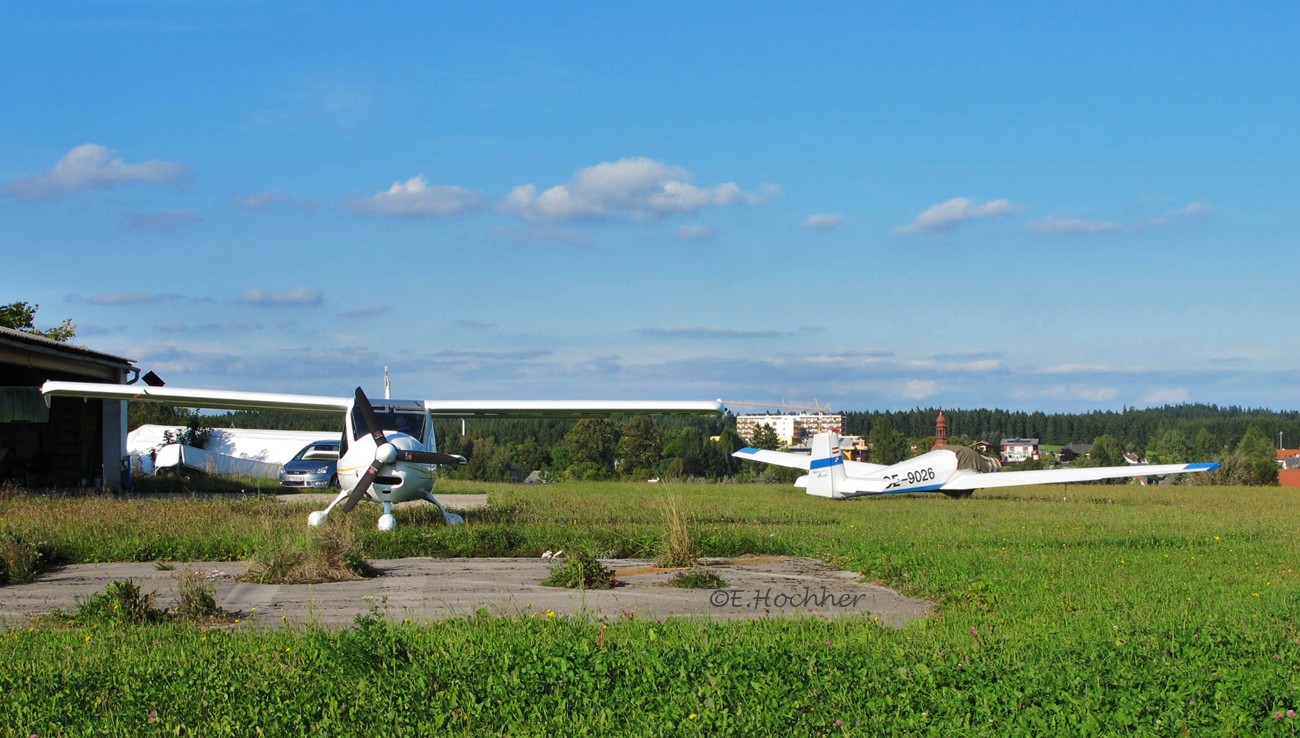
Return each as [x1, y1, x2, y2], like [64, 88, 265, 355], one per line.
[279, 440, 340, 489]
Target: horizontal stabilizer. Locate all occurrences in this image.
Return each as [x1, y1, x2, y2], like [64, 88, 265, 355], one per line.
[732, 447, 811, 470]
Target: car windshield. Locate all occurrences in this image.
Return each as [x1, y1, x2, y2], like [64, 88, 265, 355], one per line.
[296, 443, 340, 461]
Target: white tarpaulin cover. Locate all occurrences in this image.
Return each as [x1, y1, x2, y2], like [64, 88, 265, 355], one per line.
[127, 425, 335, 479]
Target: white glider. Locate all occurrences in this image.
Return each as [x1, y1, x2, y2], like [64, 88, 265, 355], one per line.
[734, 432, 1221, 499]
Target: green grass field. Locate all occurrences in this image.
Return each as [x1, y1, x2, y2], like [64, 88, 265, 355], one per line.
[3, 481, 1299, 735]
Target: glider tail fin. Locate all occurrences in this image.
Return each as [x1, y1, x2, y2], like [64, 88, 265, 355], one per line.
[803, 432, 847, 498]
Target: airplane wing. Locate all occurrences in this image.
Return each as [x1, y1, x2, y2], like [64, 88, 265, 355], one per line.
[940, 462, 1221, 491]
[40, 381, 350, 412]
[420, 400, 723, 417]
[42, 381, 724, 417]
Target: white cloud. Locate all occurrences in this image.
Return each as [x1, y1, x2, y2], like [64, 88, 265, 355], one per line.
[900, 379, 939, 400]
[802, 213, 843, 230]
[1033, 201, 1215, 235]
[88, 293, 182, 306]
[344, 175, 483, 218]
[504, 157, 774, 223]
[240, 287, 324, 307]
[6, 143, 186, 198]
[894, 197, 1015, 235]
[236, 191, 320, 212]
[128, 210, 203, 233]
[341, 305, 388, 318]
[677, 224, 714, 240]
[1142, 387, 1190, 405]
[1030, 216, 1123, 235]
[642, 325, 786, 339]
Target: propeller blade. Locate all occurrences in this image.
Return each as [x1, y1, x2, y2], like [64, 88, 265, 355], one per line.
[353, 387, 387, 445]
[341, 461, 382, 512]
[396, 450, 467, 466]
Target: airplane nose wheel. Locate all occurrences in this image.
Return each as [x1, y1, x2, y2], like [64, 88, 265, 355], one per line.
[378, 501, 396, 531]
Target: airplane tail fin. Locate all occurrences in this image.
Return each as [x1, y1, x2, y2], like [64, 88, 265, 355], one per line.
[802, 432, 847, 498]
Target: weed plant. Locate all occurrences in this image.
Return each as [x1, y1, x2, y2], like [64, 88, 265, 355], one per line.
[540, 549, 618, 589]
[47, 579, 164, 625]
[173, 565, 228, 620]
[241, 520, 377, 584]
[670, 569, 728, 589]
[656, 492, 699, 567]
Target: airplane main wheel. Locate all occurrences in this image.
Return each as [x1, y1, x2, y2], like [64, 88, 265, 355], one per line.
[308, 511, 328, 527]
[942, 490, 974, 499]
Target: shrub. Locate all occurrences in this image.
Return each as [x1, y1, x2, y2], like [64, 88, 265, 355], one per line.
[174, 566, 226, 620]
[1, 531, 45, 585]
[541, 549, 618, 589]
[51, 579, 164, 625]
[242, 523, 378, 584]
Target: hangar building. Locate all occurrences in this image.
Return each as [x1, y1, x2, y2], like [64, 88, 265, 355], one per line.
[0, 326, 134, 488]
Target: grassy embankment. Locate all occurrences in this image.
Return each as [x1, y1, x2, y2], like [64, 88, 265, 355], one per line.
[3, 481, 1299, 735]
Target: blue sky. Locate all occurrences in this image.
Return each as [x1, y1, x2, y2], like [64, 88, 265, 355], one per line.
[3, 2, 1297, 412]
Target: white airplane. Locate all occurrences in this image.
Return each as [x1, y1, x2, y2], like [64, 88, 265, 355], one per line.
[41, 380, 722, 530]
[734, 432, 1220, 499]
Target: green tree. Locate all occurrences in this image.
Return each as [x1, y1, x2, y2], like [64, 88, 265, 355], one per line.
[0, 301, 76, 342]
[867, 418, 907, 465]
[514, 437, 548, 475]
[617, 416, 662, 479]
[748, 424, 781, 450]
[662, 427, 706, 478]
[1193, 428, 1220, 461]
[161, 412, 211, 449]
[1148, 428, 1190, 465]
[562, 418, 616, 480]
[1087, 434, 1128, 468]
[1220, 426, 1278, 486]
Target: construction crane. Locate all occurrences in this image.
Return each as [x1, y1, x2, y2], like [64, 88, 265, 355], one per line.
[727, 400, 835, 414]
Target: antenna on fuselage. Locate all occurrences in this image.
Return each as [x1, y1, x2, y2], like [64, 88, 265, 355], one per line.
[384, 365, 390, 400]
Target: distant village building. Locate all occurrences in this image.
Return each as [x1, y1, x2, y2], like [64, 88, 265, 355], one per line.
[735, 412, 843, 447]
[1278, 449, 1300, 488]
[1000, 438, 1040, 463]
[1058, 443, 1093, 463]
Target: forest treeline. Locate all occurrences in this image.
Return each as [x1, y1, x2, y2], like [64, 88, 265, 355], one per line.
[841, 404, 1300, 452]
[127, 402, 1291, 485]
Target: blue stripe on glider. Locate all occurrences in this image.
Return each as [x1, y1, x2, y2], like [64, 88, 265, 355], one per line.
[810, 456, 843, 470]
[1185, 462, 1221, 472]
[736, 447, 759, 455]
[886, 484, 945, 494]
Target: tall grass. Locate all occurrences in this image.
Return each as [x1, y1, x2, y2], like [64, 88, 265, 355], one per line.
[4, 480, 1300, 734]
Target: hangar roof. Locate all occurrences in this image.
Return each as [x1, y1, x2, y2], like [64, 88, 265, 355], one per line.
[0, 325, 135, 384]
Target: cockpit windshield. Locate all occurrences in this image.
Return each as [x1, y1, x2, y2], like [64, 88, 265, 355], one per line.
[349, 403, 427, 443]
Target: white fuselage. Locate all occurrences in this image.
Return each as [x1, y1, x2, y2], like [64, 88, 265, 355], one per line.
[337, 399, 439, 504]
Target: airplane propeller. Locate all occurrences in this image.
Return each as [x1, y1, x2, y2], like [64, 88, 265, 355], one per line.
[341, 386, 465, 513]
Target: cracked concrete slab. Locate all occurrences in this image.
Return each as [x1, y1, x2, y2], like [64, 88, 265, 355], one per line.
[0, 555, 931, 629]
